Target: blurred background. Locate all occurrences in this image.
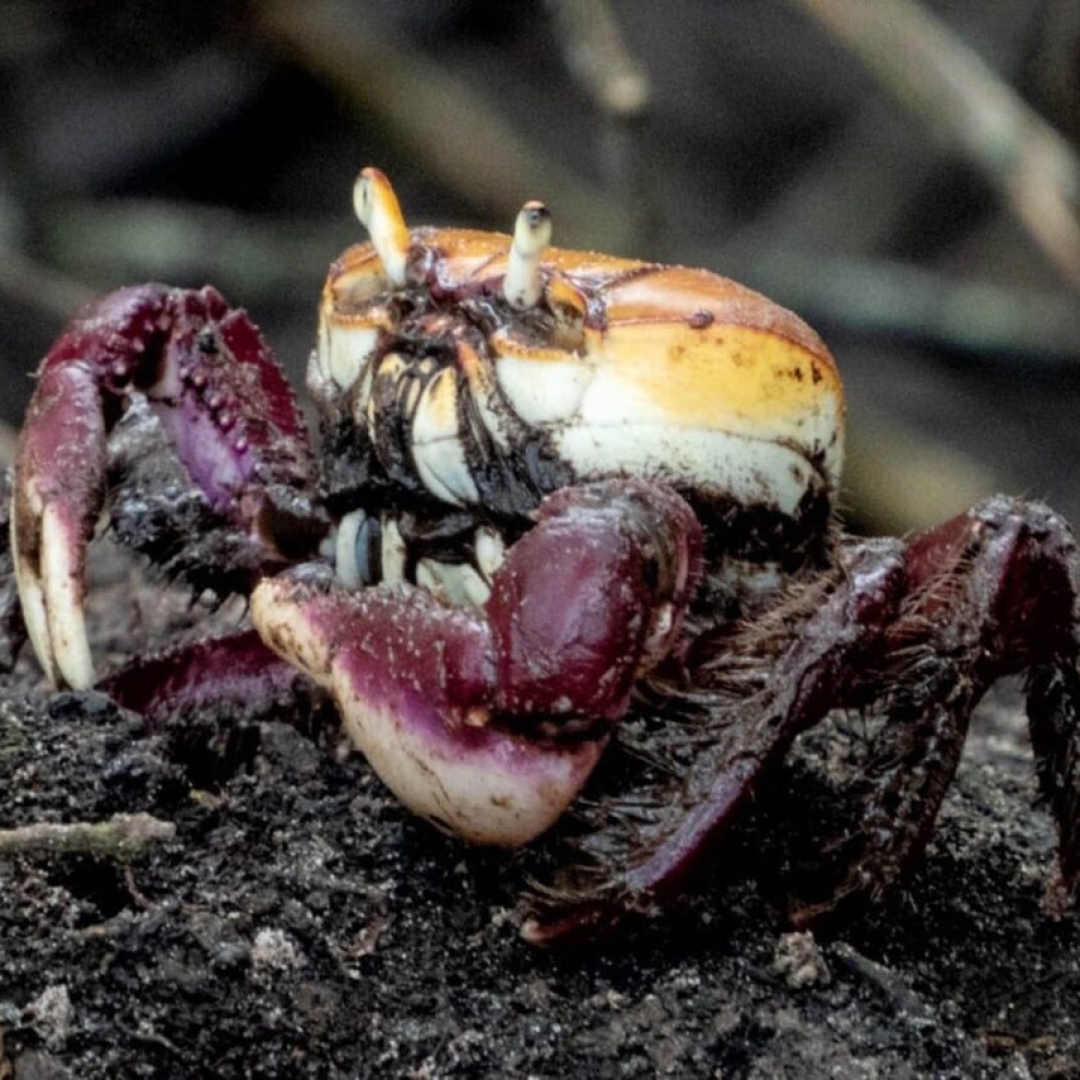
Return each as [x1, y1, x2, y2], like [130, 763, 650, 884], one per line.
[2, 0, 1079, 534]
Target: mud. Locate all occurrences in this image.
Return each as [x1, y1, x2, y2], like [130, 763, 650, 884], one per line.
[1, 553, 1079, 1079]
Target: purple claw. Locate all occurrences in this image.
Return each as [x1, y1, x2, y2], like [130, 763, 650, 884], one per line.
[12, 285, 326, 688]
[252, 573, 609, 846]
[250, 480, 702, 848]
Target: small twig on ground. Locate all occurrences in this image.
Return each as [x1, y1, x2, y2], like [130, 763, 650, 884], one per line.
[0, 812, 175, 860]
[789, 0, 1080, 293]
[124, 865, 154, 909]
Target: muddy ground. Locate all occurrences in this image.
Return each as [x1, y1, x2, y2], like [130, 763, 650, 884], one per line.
[1, 550, 1079, 1080]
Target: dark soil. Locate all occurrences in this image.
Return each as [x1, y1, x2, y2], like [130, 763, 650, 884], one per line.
[2, 550, 1079, 1079]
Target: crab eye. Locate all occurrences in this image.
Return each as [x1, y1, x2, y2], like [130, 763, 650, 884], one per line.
[335, 508, 382, 588]
[354, 176, 372, 222]
[504, 199, 552, 310]
[353, 166, 409, 287]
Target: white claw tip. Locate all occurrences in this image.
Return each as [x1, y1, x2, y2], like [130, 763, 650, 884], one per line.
[504, 200, 552, 310]
[353, 166, 410, 288]
[13, 501, 96, 690]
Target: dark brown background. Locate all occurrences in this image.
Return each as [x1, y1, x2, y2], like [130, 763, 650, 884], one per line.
[3, 0, 1079, 532]
[3, 5, 1080, 1077]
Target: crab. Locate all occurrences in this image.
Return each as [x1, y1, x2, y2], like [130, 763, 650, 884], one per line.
[6, 167, 1080, 945]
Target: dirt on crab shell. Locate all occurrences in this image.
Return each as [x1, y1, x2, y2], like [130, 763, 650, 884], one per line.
[1, 545, 1080, 1080]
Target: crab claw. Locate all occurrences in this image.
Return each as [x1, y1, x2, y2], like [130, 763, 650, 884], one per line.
[251, 479, 702, 847]
[12, 284, 325, 689]
[251, 570, 608, 846]
[11, 359, 104, 687]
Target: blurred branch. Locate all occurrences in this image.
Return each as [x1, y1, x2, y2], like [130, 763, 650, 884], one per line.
[721, 101, 944, 259]
[844, 403, 1003, 534]
[254, 0, 632, 250]
[0, 249, 94, 319]
[0, 422, 16, 469]
[34, 196, 1080, 367]
[736, 250, 1080, 367]
[28, 48, 268, 193]
[546, 0, 652, 237]
[789, 0, 1080, 293]
[43, 200, 338, 298]
[546, 0, 650, 119]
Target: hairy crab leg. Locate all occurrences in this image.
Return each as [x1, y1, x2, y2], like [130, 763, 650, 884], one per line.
[795, 497, 1080, 923]
[249, 479, 702, 847]
[1027, 664, 1080, 910]
[790, 673, 977, 924]
[521, 538, 909, 945]
[12, 284, 325, 689]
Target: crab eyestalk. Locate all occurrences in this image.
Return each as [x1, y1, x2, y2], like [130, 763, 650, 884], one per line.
[503, 201, 552, 310]
[353, 166, 410, 287]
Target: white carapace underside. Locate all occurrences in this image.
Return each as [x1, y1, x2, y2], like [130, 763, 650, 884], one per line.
[314, 317, 842, 531]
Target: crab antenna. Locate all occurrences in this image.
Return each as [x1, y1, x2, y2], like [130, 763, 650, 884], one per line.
[504, 201, 552, 310]
[353, 167, 410, 287]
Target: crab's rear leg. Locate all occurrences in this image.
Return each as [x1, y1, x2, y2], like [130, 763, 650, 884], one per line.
[1027, 664, 1080, 910]
[522, 538, 910, 945]
[12, 285, 326, 688]
[795, 497, 1080, 923]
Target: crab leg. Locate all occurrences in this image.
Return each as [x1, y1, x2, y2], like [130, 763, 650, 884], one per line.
[12, 284, 325, 689]
[1027, 664, 1080, 910]
[521, 538, 909, 945]
[811, 498, 1080, 921]
[250, 479, 702, 847]
[526, 498, 1080, 944]
[100, 628, 332, 731]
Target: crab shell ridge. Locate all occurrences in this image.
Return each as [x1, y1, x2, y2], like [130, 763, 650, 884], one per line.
[314, 226, 844, 523]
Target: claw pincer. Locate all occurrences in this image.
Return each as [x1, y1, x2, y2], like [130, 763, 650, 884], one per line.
[12, 284, 323, 689]
[252, 480, 702, 846]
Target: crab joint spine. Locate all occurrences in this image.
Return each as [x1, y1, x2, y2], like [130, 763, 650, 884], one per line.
[353, 167, 409, 287]
[504, 201, 552, 310]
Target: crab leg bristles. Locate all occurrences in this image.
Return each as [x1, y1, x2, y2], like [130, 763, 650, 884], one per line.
[353, 167, 410, 287]
[503, 201, 552, 310]
[521, 539, 907, 946]
[12, 284, 324, 688]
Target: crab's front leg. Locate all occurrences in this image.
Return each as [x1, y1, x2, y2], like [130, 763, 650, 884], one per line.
[12, 284, 327, 689]
[251, 479, 702, 846]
